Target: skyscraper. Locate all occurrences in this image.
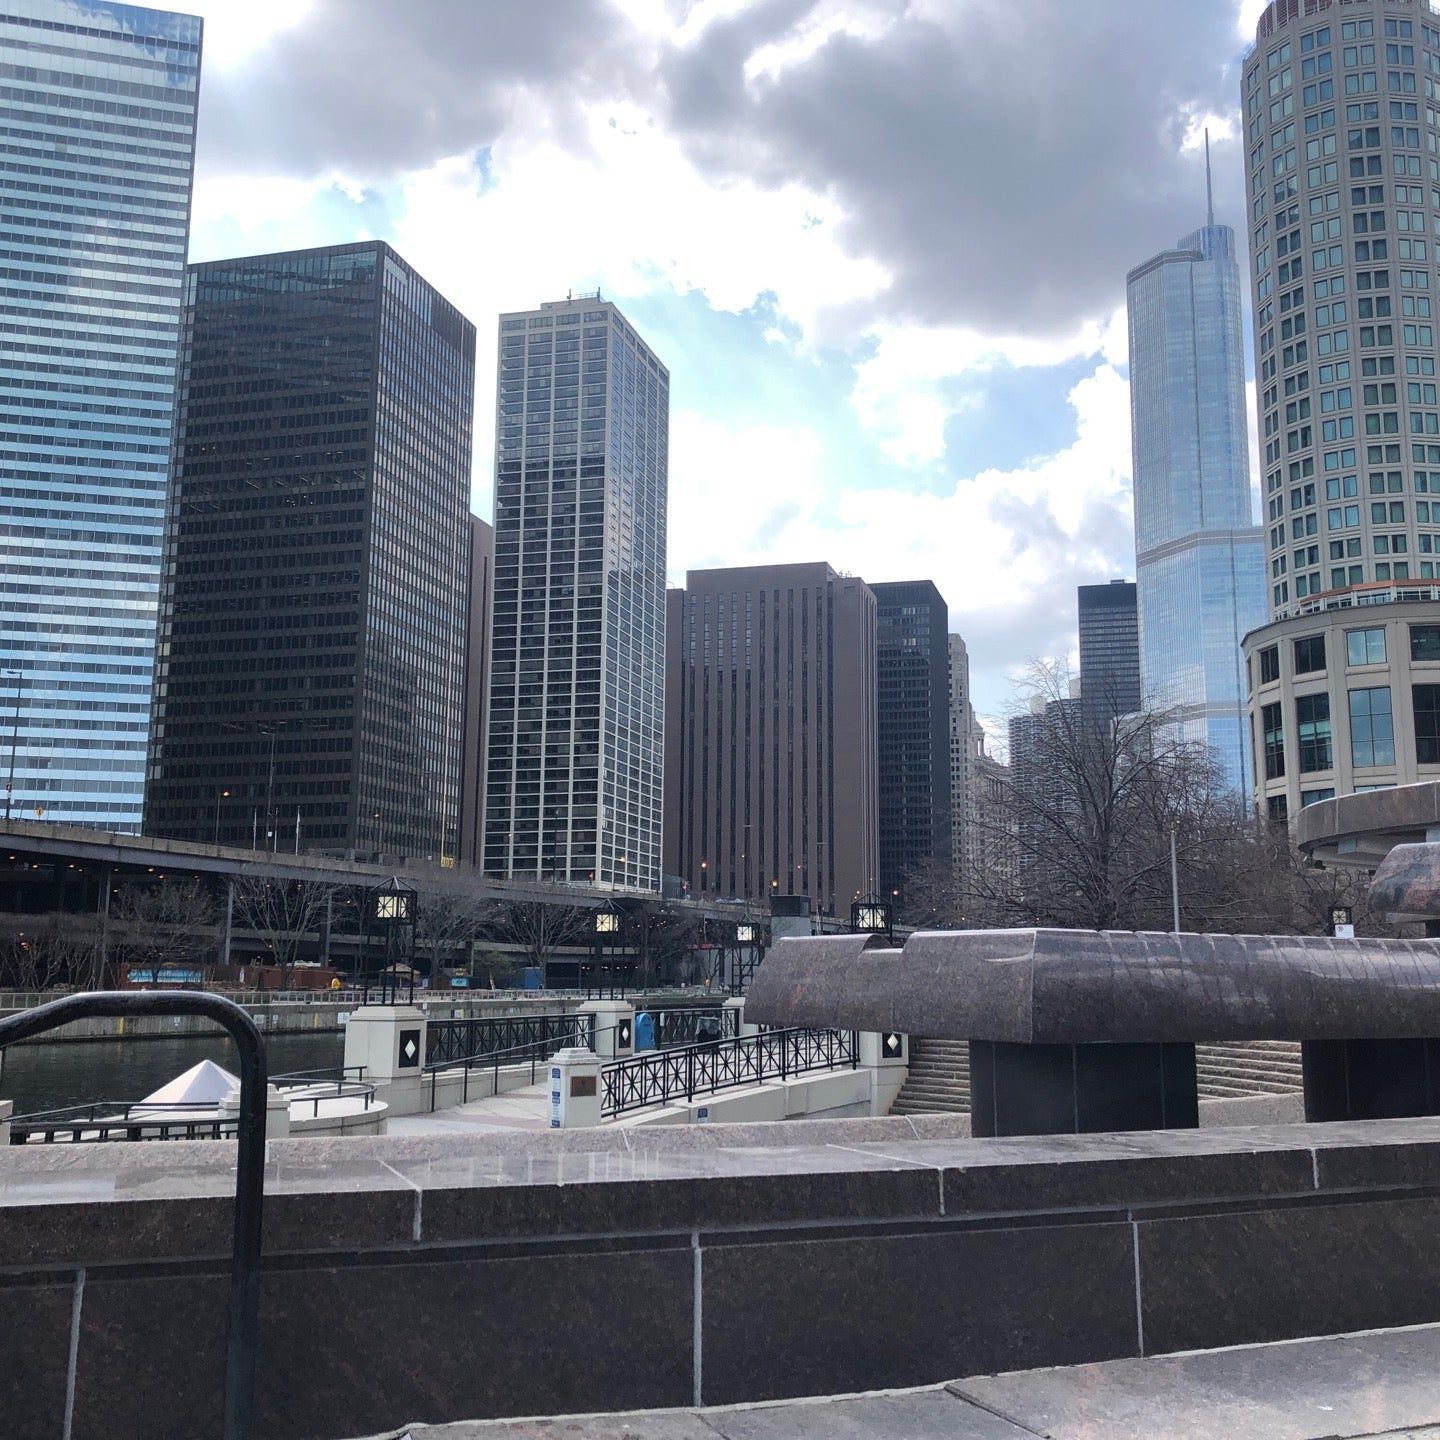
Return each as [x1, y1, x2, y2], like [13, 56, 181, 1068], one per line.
[872, 580, 951, 897]
[947, 633, 974, 880]
[145, 243, 475, 860]
[663, 563, 878, 910]
[0, 0, 201, 830]
[1077, 580, 1141, 723]
[483, 296, 668, 892]
[1241, 0, 1440, 819]
[1128, 173, 1267, 799]
[459, 515, 495, 868]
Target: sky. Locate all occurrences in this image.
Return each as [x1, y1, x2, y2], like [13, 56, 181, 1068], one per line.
[181, 0, 1272, 735]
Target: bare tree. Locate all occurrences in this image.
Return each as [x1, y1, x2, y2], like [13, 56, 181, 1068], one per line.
[485, 898, 594, 971]
[409, 878, 492, 978]
[230, 874, 336, 987]
[108, 878, 220, 979]
[0, 916, 96, 991]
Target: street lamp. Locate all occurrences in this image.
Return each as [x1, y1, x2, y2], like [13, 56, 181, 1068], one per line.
[364, 876, 418, 1003]
[592, 902, 621, 998]
[213, 787, 231, 845]
[851, 892, 894, 945]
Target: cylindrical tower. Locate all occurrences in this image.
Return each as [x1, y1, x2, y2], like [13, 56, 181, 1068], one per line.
[1245, 0, 1440, 617]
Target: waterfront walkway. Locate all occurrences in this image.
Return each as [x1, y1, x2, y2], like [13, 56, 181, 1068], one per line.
[351, 1323, 1440, 1438]
[386, 1082, 552, 1134]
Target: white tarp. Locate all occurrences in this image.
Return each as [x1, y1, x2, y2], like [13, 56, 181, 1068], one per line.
[140, 1059, 238, 1106]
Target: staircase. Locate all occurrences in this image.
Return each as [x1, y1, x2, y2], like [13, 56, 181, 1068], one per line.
[889, 1037, 970, 1115]
[1196, 1040, 1304, 1098]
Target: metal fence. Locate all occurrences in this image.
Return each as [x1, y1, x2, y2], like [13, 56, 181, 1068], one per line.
[424, 1010, 596, 1067]
[601, 1026, 857, 1118]
[648, 1005, 737, 1046]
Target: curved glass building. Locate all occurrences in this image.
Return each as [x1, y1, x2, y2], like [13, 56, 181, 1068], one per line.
[1127, 219, 1268, 800]
[0, 0, 201, 830]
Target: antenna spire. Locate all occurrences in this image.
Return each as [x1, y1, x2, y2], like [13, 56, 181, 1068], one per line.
[1204, 127, 1215, 228]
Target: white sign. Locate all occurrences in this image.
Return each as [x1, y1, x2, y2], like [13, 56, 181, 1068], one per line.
[549, 1065, 563, 1129]
[697, 1106, 710, 1124]
[1335, 923, 1356, 939]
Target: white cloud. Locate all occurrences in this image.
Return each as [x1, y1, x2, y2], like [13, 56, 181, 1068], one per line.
[185, 0, 316, 69]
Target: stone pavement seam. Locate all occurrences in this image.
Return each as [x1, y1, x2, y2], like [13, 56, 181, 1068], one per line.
[376, 1159, 423, 1242]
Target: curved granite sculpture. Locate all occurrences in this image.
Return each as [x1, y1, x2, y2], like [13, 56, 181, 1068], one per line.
[747, 928, 1440, 1135]
[747, 928, 1440, 1042]
[1370, 842, 1440, 918]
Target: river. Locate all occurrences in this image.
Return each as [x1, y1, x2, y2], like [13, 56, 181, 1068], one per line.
[0, 1030, 345, 1116]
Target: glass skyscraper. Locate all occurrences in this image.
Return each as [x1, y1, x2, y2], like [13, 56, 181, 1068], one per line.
[1128, 220, 1268, 799]
[145, 243, 475, 861]
[484, 296, 668, 892]
[0, 0, 201, 830]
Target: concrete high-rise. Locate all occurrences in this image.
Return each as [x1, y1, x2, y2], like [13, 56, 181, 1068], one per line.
[145, 243, 475, 861]
[483, 297, 668, 891]
[0, 0, 201, 830]
[459, 515, 495, 867]
[663, 563, 878, 913]
[1242, 0, 1440, 818]
[1128, 179, 1267, 799]
[872, 580, 951, 897]
[1078, 581, 1141, 723]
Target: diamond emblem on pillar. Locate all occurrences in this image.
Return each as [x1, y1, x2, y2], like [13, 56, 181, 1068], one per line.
[883, 1032, 903, 1058]
[398, 1028, 421, 1069]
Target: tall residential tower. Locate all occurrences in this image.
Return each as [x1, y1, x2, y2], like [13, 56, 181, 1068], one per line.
[1128, 170, 1268, 798]
[483, 297, 669, 891]
[145, 243, 475, 860]
[1242, 0, 1440, 820]
[0, 0, 201, 829]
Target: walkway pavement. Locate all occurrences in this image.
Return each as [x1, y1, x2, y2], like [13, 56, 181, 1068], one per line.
[384, 1083, 552, 1135]
[348, 1323, 1440, 1439]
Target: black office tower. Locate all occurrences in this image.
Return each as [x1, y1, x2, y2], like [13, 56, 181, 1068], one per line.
[1077, 580, 1141, 723]
[872, 580, 952, 900]
[145, 243, 475, 861]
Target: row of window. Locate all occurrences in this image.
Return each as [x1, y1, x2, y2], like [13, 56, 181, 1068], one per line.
[1258, 682, 1430, 779]
[1255, 621, 1440, 686]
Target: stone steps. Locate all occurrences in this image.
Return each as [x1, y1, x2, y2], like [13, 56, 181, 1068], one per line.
[890, 1037, 970, 1116]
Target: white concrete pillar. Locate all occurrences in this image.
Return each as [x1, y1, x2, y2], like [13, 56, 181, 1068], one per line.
[858, 1030, 909, 1116]
[548, 1046, 603, 1128]
[220, 1084, 290, 1138]
[0, 1098, 11, 1145]
[577, 999, 635, 1059]
[342, 1004, 427, 1115]
[724, 995, 758, 1039]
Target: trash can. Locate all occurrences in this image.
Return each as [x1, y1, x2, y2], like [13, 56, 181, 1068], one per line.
[696, 1013, 722, 1044]
[634, 1011, 656, 1051]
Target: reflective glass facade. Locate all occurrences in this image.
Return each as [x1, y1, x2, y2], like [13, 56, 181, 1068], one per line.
[484, 298, 668, 892]
[0, 0, 200, 829]
[1077, 580, 1141, 723]
[145, 243, 475, 861]
[1128, 222, 1269, 799]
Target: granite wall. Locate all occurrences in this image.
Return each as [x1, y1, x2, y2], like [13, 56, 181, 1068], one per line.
[8, 1115, 1440, 1438]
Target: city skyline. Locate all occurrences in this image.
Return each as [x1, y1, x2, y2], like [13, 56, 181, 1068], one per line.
[168, 0, 1279, 737]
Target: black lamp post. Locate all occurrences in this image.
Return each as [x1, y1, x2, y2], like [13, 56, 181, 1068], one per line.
[364, 876, 419, 1003]
[850, 892, 894, 945]
[591, 902, 621, 998]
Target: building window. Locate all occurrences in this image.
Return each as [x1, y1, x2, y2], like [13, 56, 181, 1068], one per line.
[1294, 634, 1327, 672]
[1346, 626, 1387, 664]
[1296, 692, 1333, 771]
[1301, 787, 1336, 806]
[1259, 645, 1281, 683]
[1411, 624, 1440, 661]
[1267, 794, 1290, 824]
[1415, 683, 1440, 762]
[1262, 701, 1286, 779]
[1348, 685, 1395, 765]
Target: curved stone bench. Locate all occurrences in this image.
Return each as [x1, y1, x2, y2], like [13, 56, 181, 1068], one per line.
[747, 929, 1440, 1136]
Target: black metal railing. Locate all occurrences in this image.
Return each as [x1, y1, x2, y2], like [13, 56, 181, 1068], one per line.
[601, 1026, 857, 1118]
[646, 1005, 737, 1047]
[0, 991, 265, 1440]
[424, 1011, 595, 1067]
[10, 1098, 239, 1144]
[270, 1064, 375, 1121]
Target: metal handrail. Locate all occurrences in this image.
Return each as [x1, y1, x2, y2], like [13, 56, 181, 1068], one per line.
[0, 991, 265, 1440]
[601, 1026, 858, 1118]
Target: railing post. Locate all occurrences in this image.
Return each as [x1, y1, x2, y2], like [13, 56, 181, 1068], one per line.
[686, 1045, 695, 1102]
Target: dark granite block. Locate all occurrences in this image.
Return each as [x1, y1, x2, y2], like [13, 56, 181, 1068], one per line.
[970, 1040, 1198, 1138]
[0, 1277, 75, 1440]
[1137, 1193, 1440, 1355]
[700, 1217, 1137, 1405]
[71, 1244, 694, 1440]
[1303, 1038, 1440, 1121]
[417, 1166, 940, 1243]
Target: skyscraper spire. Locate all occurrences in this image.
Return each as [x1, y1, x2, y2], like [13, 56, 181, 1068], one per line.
[1205, 127, 1215, 228]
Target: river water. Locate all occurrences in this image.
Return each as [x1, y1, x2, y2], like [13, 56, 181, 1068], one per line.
[0, 1030, 345, 1117]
